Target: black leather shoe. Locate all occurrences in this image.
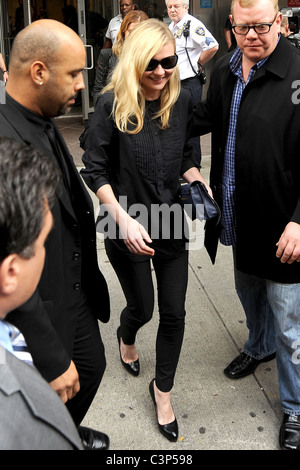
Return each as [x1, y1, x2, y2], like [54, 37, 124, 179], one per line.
[78, 426, 110, 450]
[149, 378, 178, 442]
[280, 413, 300, 450]
[224, 351, 276, 379]
[117, 327, 140, 377]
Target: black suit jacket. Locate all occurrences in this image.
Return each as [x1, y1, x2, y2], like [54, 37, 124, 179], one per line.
[0, 96, 110, 381]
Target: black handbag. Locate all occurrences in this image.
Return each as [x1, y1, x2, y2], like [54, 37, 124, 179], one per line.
[179, 180, 221, 224]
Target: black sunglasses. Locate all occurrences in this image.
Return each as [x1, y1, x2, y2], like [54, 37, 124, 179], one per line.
[145, 54, 178, 72]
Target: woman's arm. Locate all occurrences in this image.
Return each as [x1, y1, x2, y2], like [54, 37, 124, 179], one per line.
[182, 167, 213, 197]
[180, 91, 212, 195]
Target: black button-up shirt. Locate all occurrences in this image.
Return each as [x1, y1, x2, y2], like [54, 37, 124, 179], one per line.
[81, 89, 195, 257]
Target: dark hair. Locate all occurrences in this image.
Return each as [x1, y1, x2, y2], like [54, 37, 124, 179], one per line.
[0, 137, 61, 261]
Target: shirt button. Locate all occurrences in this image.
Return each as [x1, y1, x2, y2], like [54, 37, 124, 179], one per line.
[73, 253, 80, 261]
[74, 283, 81, 291]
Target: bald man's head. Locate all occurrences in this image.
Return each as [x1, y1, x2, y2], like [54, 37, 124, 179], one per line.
[9, 19, 83, 73]
[6, 19, 86, 117]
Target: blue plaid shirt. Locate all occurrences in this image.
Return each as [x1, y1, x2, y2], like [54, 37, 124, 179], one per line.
[220, 48, 269, 246]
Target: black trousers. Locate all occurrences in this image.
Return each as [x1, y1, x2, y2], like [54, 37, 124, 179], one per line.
[105, 239, 188, 392]
[66, 294, 106, 426]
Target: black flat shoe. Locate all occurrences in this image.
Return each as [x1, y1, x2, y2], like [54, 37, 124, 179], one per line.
[280, 413, 300, 450]
[117, 327, 140, 377]
[149, 378, 178, 442]
[224, 351, 276, 379]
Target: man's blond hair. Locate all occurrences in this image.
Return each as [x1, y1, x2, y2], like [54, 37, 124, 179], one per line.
[231, 0, 278, 14]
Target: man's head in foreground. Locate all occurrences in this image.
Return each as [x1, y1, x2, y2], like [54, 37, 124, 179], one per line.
[0, 137, 60, 318]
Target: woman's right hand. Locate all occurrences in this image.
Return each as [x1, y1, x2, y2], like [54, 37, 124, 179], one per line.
[119, 215, 155, 256]
[96, 184, 154, 256]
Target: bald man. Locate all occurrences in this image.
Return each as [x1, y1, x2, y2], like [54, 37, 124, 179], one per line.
[0, 20, 110, 449]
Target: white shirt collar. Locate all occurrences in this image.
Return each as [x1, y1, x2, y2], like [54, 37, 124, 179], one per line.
[171, 12, 189, 30]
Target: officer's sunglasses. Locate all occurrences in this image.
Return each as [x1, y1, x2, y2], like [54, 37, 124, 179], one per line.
[145, 54, 178, 72]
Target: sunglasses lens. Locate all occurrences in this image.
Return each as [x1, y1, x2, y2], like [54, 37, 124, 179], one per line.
[161, 55, 178, 69]
[145, 59, 158, 71]
[145, 55, 178, 72]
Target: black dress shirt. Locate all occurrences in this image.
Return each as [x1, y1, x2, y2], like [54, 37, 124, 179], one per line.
[81, 89, 195, 258]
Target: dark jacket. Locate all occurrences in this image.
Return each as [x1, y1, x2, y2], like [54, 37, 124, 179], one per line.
[194, 37, 300, 283]
[0, 96, 110, 381]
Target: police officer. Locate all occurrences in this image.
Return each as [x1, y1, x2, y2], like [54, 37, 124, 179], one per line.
[167, 0, 218, 167]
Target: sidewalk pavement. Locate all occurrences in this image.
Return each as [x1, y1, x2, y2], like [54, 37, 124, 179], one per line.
[57, 116, 282, 451]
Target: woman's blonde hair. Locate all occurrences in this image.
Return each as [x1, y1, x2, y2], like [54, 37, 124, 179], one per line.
[103, 18, 180, 135]
[113, 10, 148, 58]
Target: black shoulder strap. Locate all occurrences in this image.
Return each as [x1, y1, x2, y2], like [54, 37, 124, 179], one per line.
[183, 21, 198, 76]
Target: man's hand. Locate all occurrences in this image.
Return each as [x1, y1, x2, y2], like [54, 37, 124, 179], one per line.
[276, 222, 300, 264]
[49, 360, 80, 403]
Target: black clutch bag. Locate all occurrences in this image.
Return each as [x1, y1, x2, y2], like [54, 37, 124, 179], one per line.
[179, 180, 221, 224]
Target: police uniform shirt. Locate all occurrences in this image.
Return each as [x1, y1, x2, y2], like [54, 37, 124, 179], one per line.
[169, 12, 218, 80]
[105, 14, 122, 45]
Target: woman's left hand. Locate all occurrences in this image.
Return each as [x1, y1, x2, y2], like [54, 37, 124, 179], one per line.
[182, 167, 213, 197]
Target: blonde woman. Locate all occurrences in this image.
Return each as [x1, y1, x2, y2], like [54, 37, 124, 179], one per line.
[81, 19, 209, 442]
[92, 10, 148, 105]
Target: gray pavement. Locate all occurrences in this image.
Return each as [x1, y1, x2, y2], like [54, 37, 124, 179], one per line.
[58, 116, 282, 451]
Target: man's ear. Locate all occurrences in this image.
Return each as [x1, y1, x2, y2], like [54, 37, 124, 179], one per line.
[30, 61, 50, 87]
[0, 255, 20, 296]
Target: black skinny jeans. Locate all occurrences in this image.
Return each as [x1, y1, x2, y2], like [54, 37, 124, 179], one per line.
[105, 238, 188, 392]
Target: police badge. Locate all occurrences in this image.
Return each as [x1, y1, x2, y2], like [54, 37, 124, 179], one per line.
[195, 26, 205, 36]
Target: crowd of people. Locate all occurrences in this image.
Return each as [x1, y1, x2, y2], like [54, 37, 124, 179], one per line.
[1, 0, 300, 452]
